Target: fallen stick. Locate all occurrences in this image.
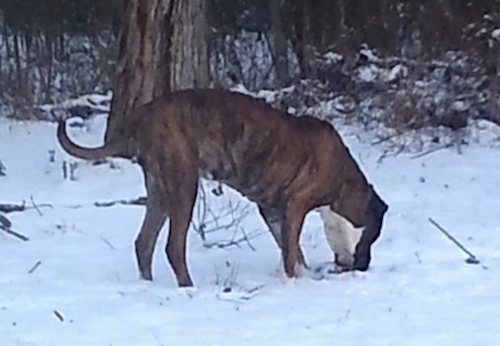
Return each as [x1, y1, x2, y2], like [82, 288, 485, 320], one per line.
[0, 201, 53, 214]
[0, 202, 25, 213]
[2, 198, 145, 214]
[0, 213, 12, 228]
[30, 196, 44, 216]
[53, 310, 64, 322]
[93, 197, 146, 208]
[100, 236, 115, 250]
[428, 217, 480, 264]
[0, 227, 30, 241]
[28, 260, 42, 274]
[411, 144, 452, 160]
[0, 214, 29, 241]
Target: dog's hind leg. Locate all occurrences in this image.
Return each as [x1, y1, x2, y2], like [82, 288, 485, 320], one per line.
[135, 173, 168, 281]
[281, 201, 308, 279]
[164, 170, 198, 287]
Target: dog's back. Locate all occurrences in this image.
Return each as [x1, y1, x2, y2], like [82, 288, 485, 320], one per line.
[138, 89, 347, 212]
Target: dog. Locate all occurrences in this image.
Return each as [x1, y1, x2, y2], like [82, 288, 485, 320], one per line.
[57, 88, 388, 287]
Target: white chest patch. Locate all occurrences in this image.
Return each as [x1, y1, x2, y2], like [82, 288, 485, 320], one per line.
[317, 206, 364, 268]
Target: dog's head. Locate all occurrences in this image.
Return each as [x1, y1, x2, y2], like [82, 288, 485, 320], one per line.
[351, 186, 388, 271]
[319, 184, 388, 272]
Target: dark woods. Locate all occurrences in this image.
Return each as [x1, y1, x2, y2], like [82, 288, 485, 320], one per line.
[1, 0, 499, 127]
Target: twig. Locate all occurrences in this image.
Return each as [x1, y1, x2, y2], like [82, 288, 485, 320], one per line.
[372, 132, 400, 146]
[100, 236, 115, 250]
[411, 144, 451, 159]
[376, 149, 390, 164]
[414, 251, 422, 264]
[203, 230, 265, 250]
[28, 261, 42, 274]
[0, 214, 29, 241]
[238, 226, 257, 251]
[30, 196, 43, 216]
[53, 310, 64, 322]
[337, 305, 353, 323]
[246, 284, 265, 295]
[428, 217, 480, 264]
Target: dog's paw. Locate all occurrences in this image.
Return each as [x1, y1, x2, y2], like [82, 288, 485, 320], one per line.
[177, 286, 198, 298]
[307, 262, 346, 280]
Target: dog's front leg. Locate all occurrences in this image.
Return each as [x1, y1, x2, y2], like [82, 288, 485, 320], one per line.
[258, 205, 308, 269]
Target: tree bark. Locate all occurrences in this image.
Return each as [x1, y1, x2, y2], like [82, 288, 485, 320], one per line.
[269, 0, 289, 88]
[167, 0, 209, 90]
[105, 0, 168, 143]
[106, 0, 209, 143]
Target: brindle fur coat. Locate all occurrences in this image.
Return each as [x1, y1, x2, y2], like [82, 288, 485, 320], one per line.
[57, 89, 388, 287]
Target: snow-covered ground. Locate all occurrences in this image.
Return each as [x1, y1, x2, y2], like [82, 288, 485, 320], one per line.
[1, 112, 499, 346]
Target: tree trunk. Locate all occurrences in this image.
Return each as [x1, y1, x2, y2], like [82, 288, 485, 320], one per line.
[269, 0, 289, 88]
[105, 0, 168, 143]
[106, 0, 209, 143]
[167, 0, 209, 90]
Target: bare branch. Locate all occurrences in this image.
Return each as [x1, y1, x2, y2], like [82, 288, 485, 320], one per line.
[0, 201, 53, 214]
[411, 144, 452, 159]
[428, 217, 480, 264]
[93, 197, 146, 208]
[0, 202, 26, 213]
[192, 182, 253, 249]
[0, 227, 30, 241]
[203, 229, 265, 250]
[30, 196, 44, 216]
[0, 213, 29, 241]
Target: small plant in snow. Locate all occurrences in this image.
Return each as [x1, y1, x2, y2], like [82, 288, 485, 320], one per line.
[214, 261, 240, 291]
[48, 150, 56, 163]
[62, 161, 79, 181]
[192, 182, 256, 248]
[0, 159, 6, 176]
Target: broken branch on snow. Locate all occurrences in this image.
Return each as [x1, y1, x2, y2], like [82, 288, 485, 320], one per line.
[0, 213, 29, 241]
[0, 201, 53, 214]
[28, 261, 42, 274]
[92, 196, 146, 208]
[428, 217, 480, 264]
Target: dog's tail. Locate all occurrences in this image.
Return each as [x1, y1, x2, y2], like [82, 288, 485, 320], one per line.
[57, 119, 122, 161]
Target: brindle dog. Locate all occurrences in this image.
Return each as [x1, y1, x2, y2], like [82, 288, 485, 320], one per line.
[57, 89, 388, 287]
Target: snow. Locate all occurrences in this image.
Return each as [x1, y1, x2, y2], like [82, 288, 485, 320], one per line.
[1, 110, 500, 346]
[323, 52, 343, 63]
[491, 28, 500, 40]
[385, 64, 407, 82]
[35, 92, 112, 122]
[358, 65, 378, 82]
